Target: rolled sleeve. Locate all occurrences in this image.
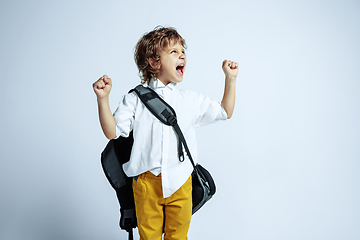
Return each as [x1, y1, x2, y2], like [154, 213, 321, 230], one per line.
[195, 94, 227, 128]
[113, 92, 137, 138]
[217, 105, 228, 121]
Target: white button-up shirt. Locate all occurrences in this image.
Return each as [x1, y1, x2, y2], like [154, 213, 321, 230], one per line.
[113, 78, 227, 198]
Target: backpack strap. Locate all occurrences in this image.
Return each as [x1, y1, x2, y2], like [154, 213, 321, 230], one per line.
[131, 85, 196, 168]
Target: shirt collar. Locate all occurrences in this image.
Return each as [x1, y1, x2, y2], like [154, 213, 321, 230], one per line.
[148, 77, 177, 91]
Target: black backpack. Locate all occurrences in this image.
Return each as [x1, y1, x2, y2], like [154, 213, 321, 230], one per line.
[101, 85, 216, 240]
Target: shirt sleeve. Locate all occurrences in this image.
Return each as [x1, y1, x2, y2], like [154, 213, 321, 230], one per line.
[194, 93, 228, 128]
[113, 92, 137, 138]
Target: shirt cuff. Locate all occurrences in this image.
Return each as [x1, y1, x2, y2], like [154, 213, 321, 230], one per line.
[217, 104, 228, 121]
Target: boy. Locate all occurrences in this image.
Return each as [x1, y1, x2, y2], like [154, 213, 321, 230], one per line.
[93, 27, 238, 240]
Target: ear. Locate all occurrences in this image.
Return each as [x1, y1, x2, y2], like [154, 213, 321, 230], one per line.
[148, 58, 159, 69]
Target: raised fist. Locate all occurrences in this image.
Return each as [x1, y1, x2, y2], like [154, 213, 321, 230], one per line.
[222, 60, 239, 79]
[93, 75, 112, 99]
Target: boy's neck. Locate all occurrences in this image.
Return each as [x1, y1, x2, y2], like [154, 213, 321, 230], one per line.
[150, 78, 177, 89]
[157, 77, 171, 86]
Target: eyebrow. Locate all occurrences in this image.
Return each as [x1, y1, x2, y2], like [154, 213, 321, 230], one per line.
[171, 47, 185, 52]
[166, 46, 185, 53]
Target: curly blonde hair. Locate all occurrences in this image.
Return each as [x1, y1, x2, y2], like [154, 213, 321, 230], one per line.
[134, 26, 186, 84]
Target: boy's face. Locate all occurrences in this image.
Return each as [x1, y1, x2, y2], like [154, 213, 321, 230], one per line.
[156, 41, 186, 86]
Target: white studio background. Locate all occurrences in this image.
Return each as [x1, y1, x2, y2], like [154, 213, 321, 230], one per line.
[1, 0, 359, 239]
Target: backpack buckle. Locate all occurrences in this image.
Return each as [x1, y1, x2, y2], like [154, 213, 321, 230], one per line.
[161, 109, 177, 126]
[167, 115, 177, 126]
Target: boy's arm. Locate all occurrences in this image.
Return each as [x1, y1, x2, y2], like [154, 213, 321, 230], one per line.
[93, 75, 117, 139]
[221, 60, 239, 119]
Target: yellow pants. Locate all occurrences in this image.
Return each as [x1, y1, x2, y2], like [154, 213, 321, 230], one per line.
[133, 171, 192, 240]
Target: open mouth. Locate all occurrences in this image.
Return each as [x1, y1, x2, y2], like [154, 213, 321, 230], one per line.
[176, 64, 185, 75]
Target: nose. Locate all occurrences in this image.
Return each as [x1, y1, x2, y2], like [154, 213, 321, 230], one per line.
[180, 52, 185, 59]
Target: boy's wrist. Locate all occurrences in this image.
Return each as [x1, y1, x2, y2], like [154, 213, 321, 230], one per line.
[97, 96, 110, 104]
[225, 75, 237, 83]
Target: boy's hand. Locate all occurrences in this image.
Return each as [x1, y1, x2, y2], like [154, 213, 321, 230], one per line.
[221, 60, 238, 119]
[93, 75, 112, 99]
[222, 60, 239, 79]
[93, 74, 116, 139]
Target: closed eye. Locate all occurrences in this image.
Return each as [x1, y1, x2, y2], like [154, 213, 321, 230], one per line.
[170, 49, 186, 55]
